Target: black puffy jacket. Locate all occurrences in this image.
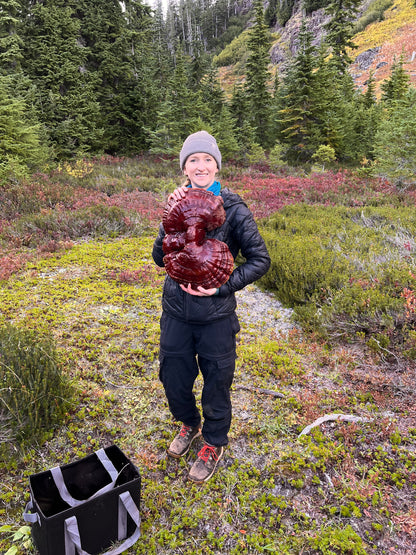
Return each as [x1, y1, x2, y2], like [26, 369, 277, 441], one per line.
[152, 187, 271, 324]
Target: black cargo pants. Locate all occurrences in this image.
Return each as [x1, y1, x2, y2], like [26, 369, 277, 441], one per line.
[159, 312, 240, 447]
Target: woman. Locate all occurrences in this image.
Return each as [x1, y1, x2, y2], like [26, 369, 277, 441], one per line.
[152, 131, 270, 483]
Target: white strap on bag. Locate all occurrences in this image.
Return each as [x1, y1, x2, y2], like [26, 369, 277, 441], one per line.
[64, 490, 141, 555]
[50, 449, 119, 507]
[23, 498, 39, 524]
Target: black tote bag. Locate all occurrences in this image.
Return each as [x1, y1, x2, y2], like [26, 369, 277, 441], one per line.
[23, 445, 141, 555]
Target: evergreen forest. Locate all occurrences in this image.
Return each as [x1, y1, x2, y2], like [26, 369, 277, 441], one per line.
[1, 0, 416, 185]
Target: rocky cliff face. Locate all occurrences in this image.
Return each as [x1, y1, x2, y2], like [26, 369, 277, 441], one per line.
[218, 0, 416, 96]
[265, 0, 416, 94]
[270, 8, 330, 71]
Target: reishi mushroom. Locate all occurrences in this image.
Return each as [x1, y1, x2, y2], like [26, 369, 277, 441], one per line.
[162, 189, 234, 289]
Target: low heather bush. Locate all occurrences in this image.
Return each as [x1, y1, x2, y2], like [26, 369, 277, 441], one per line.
[0, 324, 73, 447]
[259, 204, 416, 349]
[3, 204, 146, 248]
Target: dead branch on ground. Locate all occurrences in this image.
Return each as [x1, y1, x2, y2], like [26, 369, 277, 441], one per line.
[298, 413, 373, 438]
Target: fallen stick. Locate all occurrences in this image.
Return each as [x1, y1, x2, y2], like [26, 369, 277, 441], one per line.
[298, 413, 373, 438]
[233, 384, 285, 398]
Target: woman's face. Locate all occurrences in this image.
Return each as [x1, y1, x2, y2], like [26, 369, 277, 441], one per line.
[183, 152, 218, 189]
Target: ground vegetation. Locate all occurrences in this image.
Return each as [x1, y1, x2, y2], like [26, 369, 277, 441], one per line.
[0, 156, 415, 554]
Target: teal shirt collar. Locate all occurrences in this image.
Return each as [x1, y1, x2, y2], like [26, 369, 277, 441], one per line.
[187, 181, 221, 196]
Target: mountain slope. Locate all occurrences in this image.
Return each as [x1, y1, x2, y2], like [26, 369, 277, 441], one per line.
[217, 0, 416, 96]
[350, 0, 416, 94]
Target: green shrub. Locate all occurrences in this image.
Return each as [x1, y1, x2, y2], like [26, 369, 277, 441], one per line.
[3, 205, 141, 247]
[213, 29, 251, 68]
[268, 142, 286, 171]
[0, 324, 73, 446]
[353, 0, 393, 33]
[259, 205, 352, 306]
[259, 204, 416, 347]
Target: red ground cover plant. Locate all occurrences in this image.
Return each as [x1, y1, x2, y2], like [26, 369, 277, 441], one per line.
[0, 254, 26, 281]
[70, 189, 164, 224]
[107, 264, 165, 286]
[0, 163, 411, 283]
[224, 170, 397, 219]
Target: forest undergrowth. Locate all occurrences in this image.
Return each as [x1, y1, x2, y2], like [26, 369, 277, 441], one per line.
[0, 156, 415, 554]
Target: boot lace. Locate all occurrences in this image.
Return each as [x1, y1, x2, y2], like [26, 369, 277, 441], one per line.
[179, 424, 193, 437]
[197, 444, 219, 462]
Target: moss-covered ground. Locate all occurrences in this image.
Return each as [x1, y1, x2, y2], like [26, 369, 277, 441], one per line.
[0, 157, 415, 554]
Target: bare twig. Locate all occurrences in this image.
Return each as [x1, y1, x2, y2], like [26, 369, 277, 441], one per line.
[233, 384, 285, 398]
[298, 413, 373, 438]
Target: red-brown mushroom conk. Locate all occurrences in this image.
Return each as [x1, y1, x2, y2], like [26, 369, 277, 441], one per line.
[162, 189, 234, 289]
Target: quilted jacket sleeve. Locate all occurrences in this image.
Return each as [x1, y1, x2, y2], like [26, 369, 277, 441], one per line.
[152, 223, 166, 268]
[218, 201, 271, 296]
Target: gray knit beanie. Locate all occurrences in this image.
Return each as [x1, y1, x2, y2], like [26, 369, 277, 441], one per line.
[179, 131, 222, 170]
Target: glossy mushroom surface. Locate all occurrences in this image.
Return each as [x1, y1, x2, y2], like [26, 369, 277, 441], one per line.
[162, 189, 234, 289]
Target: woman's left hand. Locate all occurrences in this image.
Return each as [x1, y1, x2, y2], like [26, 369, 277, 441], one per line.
[180, 283, 218, 296]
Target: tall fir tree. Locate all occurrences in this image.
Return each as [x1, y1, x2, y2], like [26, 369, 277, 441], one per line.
[74, 0, 154, 154]
[151, 0, 174, 90]
[0, 0, 23, 74]
[20, 0, 103, 158]
[212, 104, 240, 161]
[309, 45, 345, 158]
[230, 83, 258, 154]
[244, 0, 273, 148]
[277, 20, 317, 162]
[323, 0, 360, 73]
[373, 88, 416, 186]
[0, 76, 48, 182]
[148, 42, 206, 154]
[363, 71, 377, 108]
[199, 66, 226, 115]
[265, 0, 278, 26]
[347, 72, 380, 162]
[380, 52, 410, 104]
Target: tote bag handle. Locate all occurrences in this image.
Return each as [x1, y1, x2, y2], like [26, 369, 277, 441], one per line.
[63, 490, 141, 555]
[50, 448, 119, 508]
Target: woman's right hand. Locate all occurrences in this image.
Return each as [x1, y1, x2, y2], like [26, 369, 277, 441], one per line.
[168, 185, 188, 204]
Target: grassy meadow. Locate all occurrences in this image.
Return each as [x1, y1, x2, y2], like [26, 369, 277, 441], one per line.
[0, 156, 415, 554]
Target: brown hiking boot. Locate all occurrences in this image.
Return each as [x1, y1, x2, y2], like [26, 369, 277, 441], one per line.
[167, 424, 201, 458]
[188, 443, 224, 483]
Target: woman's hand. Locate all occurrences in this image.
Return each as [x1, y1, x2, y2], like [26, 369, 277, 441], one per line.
[168, 185, 188, 204]
[180, 283, 218, 296]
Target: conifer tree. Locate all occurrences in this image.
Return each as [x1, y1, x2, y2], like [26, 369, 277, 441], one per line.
[0, 0, 23, 74]
[21, 0, 103, 158]
[199, 66, 226, 115]
[152, 0, 174, 91]
[148, 42, 205, 154]
[373, 88, 416, 187]
[310, 46, 365, 162]
[213, 105, 240, 161]
[363, 71, 377, 109]
[351, 72, 380, 161]
[265, 0, 278, 27]
[0, 76, 48, 182]
[380, 52, 410, 104]
[245, 0, 273, 148]
[0, 0, 50, 161]
[74, 0, 154, 154]
[323, 0, 360, 73]
[309, 44, 344, 157]
[277, 21, 317, 162]
[230, 84, 258, 154]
